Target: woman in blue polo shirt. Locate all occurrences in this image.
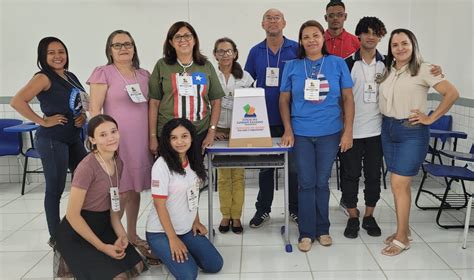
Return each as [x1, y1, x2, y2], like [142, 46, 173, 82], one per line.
[280, 20, 354, 252]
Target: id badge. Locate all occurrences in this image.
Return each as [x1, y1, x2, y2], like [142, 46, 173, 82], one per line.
[304, 79, 320, 101]
[177, 75, 196, 97]
[79, 91, 90, 111]
[186, 179, 200, 211]
[363, 82, 377, 103]
[265, 67, 279, 87]
[125, 84, 147, 103]
[110, 187, 120, 212]
[222, 95, 234, 110]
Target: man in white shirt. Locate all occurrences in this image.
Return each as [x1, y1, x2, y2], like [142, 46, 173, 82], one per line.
[340, 16, 387, 239]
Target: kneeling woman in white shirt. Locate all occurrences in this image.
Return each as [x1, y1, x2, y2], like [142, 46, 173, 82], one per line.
[146, 118, 223, 280]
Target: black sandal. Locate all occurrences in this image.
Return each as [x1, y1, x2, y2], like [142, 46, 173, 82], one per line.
[231, 219, 243, 234]
[218, 219, 231, 233]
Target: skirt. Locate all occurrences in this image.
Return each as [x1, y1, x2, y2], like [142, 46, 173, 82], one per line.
[55, 210, 143, 280]
[381, 116, 429, 176]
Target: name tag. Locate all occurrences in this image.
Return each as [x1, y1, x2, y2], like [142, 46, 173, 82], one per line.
[363, 82, 377, 103]
[265, 67, 279, 87]
[110, 187, 120, 212]
[79, 91, 90, 111]
[177, 75, 196, 97]
[187, 179, 200, 211]
[125, 83, 147, 103]
[304, 79, 320, 101]
[222, 95, 234, 110]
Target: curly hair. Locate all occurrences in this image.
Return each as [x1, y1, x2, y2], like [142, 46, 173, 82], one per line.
[159, 118, 207, 182]
[355, 16, 387, 37]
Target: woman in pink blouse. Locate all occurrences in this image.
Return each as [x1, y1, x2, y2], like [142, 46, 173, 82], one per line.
[87, 30, 156, 263]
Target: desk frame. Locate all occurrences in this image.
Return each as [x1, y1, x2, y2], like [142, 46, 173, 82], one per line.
[206, 141, 293, 253]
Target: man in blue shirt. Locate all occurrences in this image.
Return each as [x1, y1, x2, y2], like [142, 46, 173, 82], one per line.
[244, 8, 299, 227]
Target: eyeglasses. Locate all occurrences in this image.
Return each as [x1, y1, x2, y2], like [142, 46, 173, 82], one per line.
[264, 16, 282, 22]
[326, 12, 346, 19]
[215, 49, 234, 56]
[173, 33, 193, 42]
[110, 42, 134, 50]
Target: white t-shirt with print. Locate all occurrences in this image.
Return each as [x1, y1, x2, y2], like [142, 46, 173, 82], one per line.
[146, 157, 200, 235]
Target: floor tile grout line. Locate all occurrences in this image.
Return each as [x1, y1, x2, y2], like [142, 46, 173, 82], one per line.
[239, 205, 247, 279]
[360, 237, 390, 280]
[1, 212, 43, 243]
[424, 241, 468, 274]
[19, 250, 51, 279]
[304, 250, 316, 280]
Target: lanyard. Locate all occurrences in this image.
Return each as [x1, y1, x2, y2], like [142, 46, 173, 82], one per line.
[113, 65, 139, 86]
[266, 41, 284, 68]
[358, 60, 378, 83]
[303, 56, 325, 79]
[62, 72, 85, 91]
[177, 59, 194, 74]
[96, 152, 119, 190]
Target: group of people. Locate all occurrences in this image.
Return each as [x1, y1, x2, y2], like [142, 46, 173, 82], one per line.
[9, 0, 460, 279]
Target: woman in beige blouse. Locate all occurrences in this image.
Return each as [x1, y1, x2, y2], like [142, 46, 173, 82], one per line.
[378, 28, 459, 256]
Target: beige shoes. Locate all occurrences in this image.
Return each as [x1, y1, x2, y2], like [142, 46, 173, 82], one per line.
[317, 235, 333, 246]
[298, 238, 313, 252]
[298, 235, 332, 251]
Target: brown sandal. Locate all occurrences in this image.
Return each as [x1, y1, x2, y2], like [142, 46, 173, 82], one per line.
[131, 238, 161, 265]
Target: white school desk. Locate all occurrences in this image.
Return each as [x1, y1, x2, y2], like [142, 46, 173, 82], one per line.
[205, 138, 293, 252]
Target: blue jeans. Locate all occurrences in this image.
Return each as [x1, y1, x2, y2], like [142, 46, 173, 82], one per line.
[146, 231, 223, 280]
[294, 132, 341, 240]
[256, 125, 298, 214]
[35, 136, 87, 239]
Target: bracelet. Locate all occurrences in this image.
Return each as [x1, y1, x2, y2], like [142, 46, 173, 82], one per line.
[151, 133, 156, 136]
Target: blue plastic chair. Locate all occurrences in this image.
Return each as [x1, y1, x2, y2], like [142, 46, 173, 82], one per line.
[415, 144, 474, 241]
[427, 111, 453, 164]
[1, 119, 43, 195]
[0, 119, 23, 156]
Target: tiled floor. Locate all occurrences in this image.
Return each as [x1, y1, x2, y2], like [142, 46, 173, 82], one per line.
[0, 174, 473, 280]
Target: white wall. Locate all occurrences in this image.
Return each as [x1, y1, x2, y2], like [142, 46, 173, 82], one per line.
[0, 0, 473, 99]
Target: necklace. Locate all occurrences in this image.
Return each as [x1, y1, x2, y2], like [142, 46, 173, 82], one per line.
[177, 59, 194, 74]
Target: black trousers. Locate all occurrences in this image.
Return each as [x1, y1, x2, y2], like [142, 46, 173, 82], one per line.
[340, 135, 382, 209]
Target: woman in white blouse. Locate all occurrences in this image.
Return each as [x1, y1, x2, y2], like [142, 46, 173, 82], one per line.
[213, 37, 254, 234]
